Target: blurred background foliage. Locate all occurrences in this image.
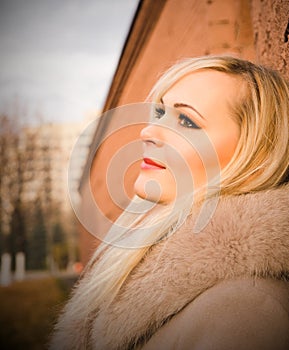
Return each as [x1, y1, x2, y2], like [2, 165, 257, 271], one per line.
[0, 109, 79, 273]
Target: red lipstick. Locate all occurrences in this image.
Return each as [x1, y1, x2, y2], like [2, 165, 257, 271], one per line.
[141, 158, 166, 170]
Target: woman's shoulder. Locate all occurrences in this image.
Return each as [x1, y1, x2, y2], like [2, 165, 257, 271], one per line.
[143, 277, 289, 350]
[182, 277, 289, 347]
[194, 277, 289, 311]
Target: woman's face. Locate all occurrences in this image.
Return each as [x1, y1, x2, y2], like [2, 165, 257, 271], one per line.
[134, 69, 243, 204]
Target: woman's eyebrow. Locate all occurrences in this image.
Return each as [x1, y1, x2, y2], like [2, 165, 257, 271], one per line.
[160, 98, 206, 121]
[174, 103, 206, 120]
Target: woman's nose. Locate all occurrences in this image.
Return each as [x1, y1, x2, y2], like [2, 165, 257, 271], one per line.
[140, 124, 164, 147]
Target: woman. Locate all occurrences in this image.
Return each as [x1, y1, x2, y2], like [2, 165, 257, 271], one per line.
[51, 56, 289, 349]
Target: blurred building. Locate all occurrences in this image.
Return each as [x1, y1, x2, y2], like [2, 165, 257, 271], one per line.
[0, 114, 97, 279]
[23, 117, 95, 212]
[79, 0, 289, 264]
[21, 117, 96, 271]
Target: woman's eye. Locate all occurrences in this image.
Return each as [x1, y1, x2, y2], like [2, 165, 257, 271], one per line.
[154, 107, 165, 119]
[178, 113, 201, 129]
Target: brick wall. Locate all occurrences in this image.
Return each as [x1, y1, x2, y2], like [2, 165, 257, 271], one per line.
[79, 0, 289, 264]
[252, 0, 289, 79]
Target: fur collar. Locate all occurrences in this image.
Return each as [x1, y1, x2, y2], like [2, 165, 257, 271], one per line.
[90, 184, 289, 349]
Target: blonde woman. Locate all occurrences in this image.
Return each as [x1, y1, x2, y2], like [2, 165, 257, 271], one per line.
[51, 56, 289, 349]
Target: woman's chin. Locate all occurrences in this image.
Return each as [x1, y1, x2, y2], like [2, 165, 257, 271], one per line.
[134, 182, 157, 203]
[134, 179, 175, 205]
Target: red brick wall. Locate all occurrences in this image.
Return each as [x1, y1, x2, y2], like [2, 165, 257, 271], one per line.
[118, 0, 254, 105]
[79, 0, 289, 263]
[251, 0, 289, 79]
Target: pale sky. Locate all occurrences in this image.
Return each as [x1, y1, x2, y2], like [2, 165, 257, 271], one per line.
[0, 0, 139, 123]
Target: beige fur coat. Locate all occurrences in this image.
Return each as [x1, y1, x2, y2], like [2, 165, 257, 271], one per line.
[51, 183, 289, 349]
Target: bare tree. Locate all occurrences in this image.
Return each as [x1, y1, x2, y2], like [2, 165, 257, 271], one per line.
[0, 109, 54, 270]
[0, 106, 79, 274]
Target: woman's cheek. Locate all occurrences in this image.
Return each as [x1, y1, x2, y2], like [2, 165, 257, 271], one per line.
[212, 133, 239, 168]
[165, 147, 202, 194]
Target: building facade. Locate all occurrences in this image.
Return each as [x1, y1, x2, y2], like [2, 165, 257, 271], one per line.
[79, 0, 289, 264]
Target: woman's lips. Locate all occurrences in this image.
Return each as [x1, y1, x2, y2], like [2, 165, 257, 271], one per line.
[141, 157, 166, 170]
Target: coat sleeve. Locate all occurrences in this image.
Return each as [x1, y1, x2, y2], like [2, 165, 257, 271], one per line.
[143, 278, 289, 350]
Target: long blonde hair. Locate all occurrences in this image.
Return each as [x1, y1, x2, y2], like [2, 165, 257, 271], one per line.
[51, 56, 289, 348]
